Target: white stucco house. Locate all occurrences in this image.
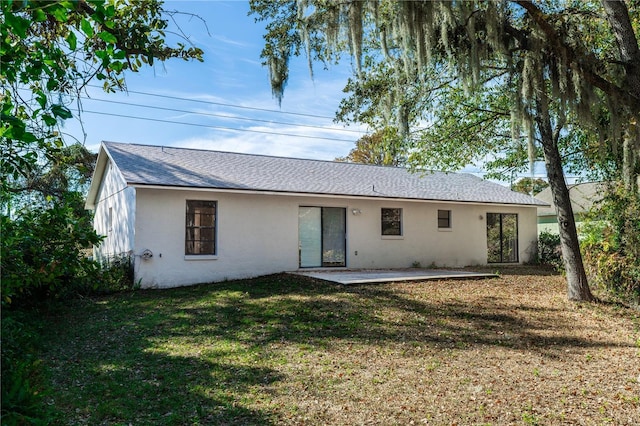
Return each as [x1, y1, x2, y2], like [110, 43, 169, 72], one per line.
[85, 142, 547, 289]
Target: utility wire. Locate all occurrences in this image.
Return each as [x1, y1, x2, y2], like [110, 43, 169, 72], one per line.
[82, 97, 365, 135]
[71, 109, 357, 143]
[86, 84, 336, 119]
[68, 107, 583, 178]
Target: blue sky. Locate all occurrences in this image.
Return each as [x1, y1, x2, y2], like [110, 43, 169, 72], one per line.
[61, 0, 556, 183]
[65, 1, 364, 161]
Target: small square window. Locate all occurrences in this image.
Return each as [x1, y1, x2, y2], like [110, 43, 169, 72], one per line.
[381, 208, 402, 236]
[438, 210, 451, 229]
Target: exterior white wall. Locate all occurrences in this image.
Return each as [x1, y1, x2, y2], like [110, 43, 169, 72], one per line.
[134, 189, 299, 288]
[538, 222, 560, 235]
[346, 199, 537, 269]
[132, 188, 538, 288]
[92, 161, 136, 261]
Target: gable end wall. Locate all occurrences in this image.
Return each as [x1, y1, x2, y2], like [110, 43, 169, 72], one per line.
[92, 160, 136, 262]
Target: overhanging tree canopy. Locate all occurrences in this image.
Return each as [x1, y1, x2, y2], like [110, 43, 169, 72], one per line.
[251, 0, 640, 302]
[1, 0, 204, 193]
[1, 0, 204, 305]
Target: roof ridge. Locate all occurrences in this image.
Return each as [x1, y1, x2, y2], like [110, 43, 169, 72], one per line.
[102, 140, 452, 175]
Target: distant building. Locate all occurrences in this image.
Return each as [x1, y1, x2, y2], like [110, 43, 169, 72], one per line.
[536, 182, 604, 234]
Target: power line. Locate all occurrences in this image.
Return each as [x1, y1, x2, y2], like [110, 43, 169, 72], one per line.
[71, 109, 358, 143]
[86, 84, 336, 119]
[81, 97, 365, 135]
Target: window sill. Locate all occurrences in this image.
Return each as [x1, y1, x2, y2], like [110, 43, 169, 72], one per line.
[381, 235, 404, 240]
[437, 228, 453, 232]
[184, 255, 218, 261]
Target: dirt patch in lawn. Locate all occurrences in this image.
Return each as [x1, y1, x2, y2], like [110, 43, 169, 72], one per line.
[39, 266, 639, 425]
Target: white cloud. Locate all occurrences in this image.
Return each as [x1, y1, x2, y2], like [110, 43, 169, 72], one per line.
[173, 119, 360, 161]
[209, 34, 249, 48]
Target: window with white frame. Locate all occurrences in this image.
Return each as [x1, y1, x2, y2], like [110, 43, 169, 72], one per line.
[185, 200, 217, 255]
[438, 209, 452, 229]
[381, 208, 402, 236]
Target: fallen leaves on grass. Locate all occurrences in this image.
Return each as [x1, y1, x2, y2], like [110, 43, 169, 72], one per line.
[38, 267, 639, 425]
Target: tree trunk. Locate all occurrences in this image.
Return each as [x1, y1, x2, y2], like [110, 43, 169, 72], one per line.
[622, 123, 637, 193]
[602, 1, 640, 195]
[602, 0, 640, 103]
[534, 81, 595, 302]
[540, 135, 594, 301]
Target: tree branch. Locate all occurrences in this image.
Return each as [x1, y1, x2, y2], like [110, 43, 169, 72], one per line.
[601, 0, 640, 100]
[512, 0, 640, 110]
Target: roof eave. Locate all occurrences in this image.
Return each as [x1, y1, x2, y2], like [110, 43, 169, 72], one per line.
[129, 182, 546, 207]
[85, 144, 109, 209]
[85, 142, 127, 209]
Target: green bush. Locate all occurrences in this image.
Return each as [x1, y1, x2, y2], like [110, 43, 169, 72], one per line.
[581, 185, 640, 305]
[537, 230, 563, 271]
[96, 254, 139, 293]
[1, 206, 141, 305]
[1, 193, 103, 306]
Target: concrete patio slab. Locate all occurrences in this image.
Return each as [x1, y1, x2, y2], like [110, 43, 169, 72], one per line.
[290, 269, 498, 285]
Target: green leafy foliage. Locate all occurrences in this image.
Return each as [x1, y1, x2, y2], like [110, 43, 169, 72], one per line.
[1, 193, 102, 306]
[0, 0, 205, 300]
[335, 128, 405, 166]
[537, 231, 563, 272]
[1, 312, 56, 425]
[1, 144, 102, 306]
[581, 185, 640, 304]
[1, 196, 140, 306]
[1, 0, 203, 189]
[512, 178, 549, 196]
[96, 254, 139, 294]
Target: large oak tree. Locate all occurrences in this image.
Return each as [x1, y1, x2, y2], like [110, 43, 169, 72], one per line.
[251, 0, 640, 302]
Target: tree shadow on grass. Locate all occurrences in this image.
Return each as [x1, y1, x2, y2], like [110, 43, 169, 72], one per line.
[247, 275, 630, 356]
[43, 297, 285, 424]
[343, 281, 632, 357]
[90, 274, 633, 355]
[39, 273, 634, 423]
[51, 350, 280, 425]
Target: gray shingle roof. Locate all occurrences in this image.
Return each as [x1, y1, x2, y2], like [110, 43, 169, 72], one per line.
[102, 141, 547, 206]
[536, 182, 604, 216]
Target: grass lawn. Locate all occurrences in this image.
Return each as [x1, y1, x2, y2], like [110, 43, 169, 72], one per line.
[33, 267, 639, 425]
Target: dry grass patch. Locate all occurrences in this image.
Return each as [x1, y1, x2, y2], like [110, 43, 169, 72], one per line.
[36, 267, 639, 425]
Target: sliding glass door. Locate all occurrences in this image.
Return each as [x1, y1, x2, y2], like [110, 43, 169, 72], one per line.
[321, 207, 346, 267]
[299, 207, 322, 267]
[298, 207, 346, 268]
[487, 213, 519, 263]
